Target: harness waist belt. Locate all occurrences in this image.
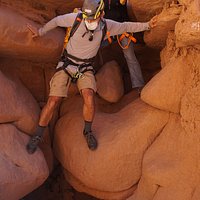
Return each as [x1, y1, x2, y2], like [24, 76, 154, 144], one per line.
[62, 49, 95, 63]
[57, 54, 95, 82]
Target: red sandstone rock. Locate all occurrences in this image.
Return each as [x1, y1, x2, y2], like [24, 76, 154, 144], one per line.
[127, 0, 169, 22]
[0, 124, 49, 200]
[0, 70, 40, 133]
[0, 58, 47, 102]
[0, 71, 49, 199]
[180, 49, 200, 135]
[0, 0, 84, 23]
[128, 114, 200, 200]
[144, 2, 182, 49]
[141, 56, 191, 113]
[160, 31, 177, 68]
[96, 60, 124, 103]
[54, 100, 169, 199]
[175, 0, 200, 47]
[0, 6, 64, 62]
[1, 0, 200, 199]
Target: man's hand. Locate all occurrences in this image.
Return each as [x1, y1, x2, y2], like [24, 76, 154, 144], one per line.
[27, 24, 39, 38]
[149, 15, 158, 29]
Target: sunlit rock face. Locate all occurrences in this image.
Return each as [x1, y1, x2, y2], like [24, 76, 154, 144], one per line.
[144, 2, 182, 49]
[127, 0, 170, 22]
[175, 0, 200, 47]
[1, 0, 200, 199]
[54, 99, 169, 199]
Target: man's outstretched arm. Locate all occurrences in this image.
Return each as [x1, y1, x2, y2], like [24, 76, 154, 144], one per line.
[27, 13, 77, 37]
[106, 15, 158, 37]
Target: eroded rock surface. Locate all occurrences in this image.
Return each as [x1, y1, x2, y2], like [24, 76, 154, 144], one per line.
[127, 0, 170, 22]
[54, 99, 169, 199]
[0, 71, 49, 199]
[144, 1, 182, 49]
[1, 0, 200, 199]
[175, 0, 200, 47]
[96, 60, 124, 103]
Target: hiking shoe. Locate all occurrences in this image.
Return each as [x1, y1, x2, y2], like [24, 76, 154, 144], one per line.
[83, 130, 98, 150]
[26, 135, 42, 154]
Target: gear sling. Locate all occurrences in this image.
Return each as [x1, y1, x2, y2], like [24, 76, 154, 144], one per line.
[57, 12, 108, 82]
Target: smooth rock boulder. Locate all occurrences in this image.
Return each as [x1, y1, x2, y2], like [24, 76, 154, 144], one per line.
[96, 60, 124, 103]
[1, 0, 84, 23]
[0, 58, 47, 102]
[0, 124, 49, 200]
[127, 0, 169, 22]
[128, 114, 200, 200]
[0, 70, 40, 133]
[0, 71, 49, 200]
[2, 0, 200, 199]
[141, 55, 191, 113]
[54, 99, 169, 199]
[0, 6, 64, 62]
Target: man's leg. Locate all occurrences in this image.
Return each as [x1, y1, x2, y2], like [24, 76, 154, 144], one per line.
[26, 70, 70, 154]
[122, 37, 145, 89]
[81, 88, 97, 150]
[39, 96, 62, 126]
[77, 71, 98, 150]
[82, 88, 95, 121]
[26, 96, 62, 154]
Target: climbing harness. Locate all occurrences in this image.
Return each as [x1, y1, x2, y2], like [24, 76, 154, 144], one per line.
[117, 32, 137, 49]
[57, 49, 95, 82]
[106, 0, 136, 49]
[58, 11, 110, 82]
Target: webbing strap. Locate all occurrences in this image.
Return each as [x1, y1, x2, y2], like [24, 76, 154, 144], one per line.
[56, 56, 94, 79]
[101, 19, 107, 44]
[57, 65, 94, 83]
[69, 12, 83, 41]
[63, 49, 96, 63]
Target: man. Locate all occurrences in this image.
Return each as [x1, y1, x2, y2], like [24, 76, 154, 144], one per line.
[103, 0, 145, 92]
[26, 0, 157, 154]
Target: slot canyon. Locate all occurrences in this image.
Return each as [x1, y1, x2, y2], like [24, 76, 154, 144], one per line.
[0, 0, 200, 200]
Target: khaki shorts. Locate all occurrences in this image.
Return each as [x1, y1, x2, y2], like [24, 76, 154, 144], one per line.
[49, 70, 97, 97]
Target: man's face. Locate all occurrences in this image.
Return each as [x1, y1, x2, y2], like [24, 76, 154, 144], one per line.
[85, 17, 100, 24]
[84, 17, 101, 31]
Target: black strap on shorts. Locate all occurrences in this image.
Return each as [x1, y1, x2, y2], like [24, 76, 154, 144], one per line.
[62, 49, 96, 63]
[56, 55, 94, 83]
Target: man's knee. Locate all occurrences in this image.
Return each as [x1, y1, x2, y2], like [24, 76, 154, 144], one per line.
[81, 88, 94, 105]
[47, 96, 62, 108]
